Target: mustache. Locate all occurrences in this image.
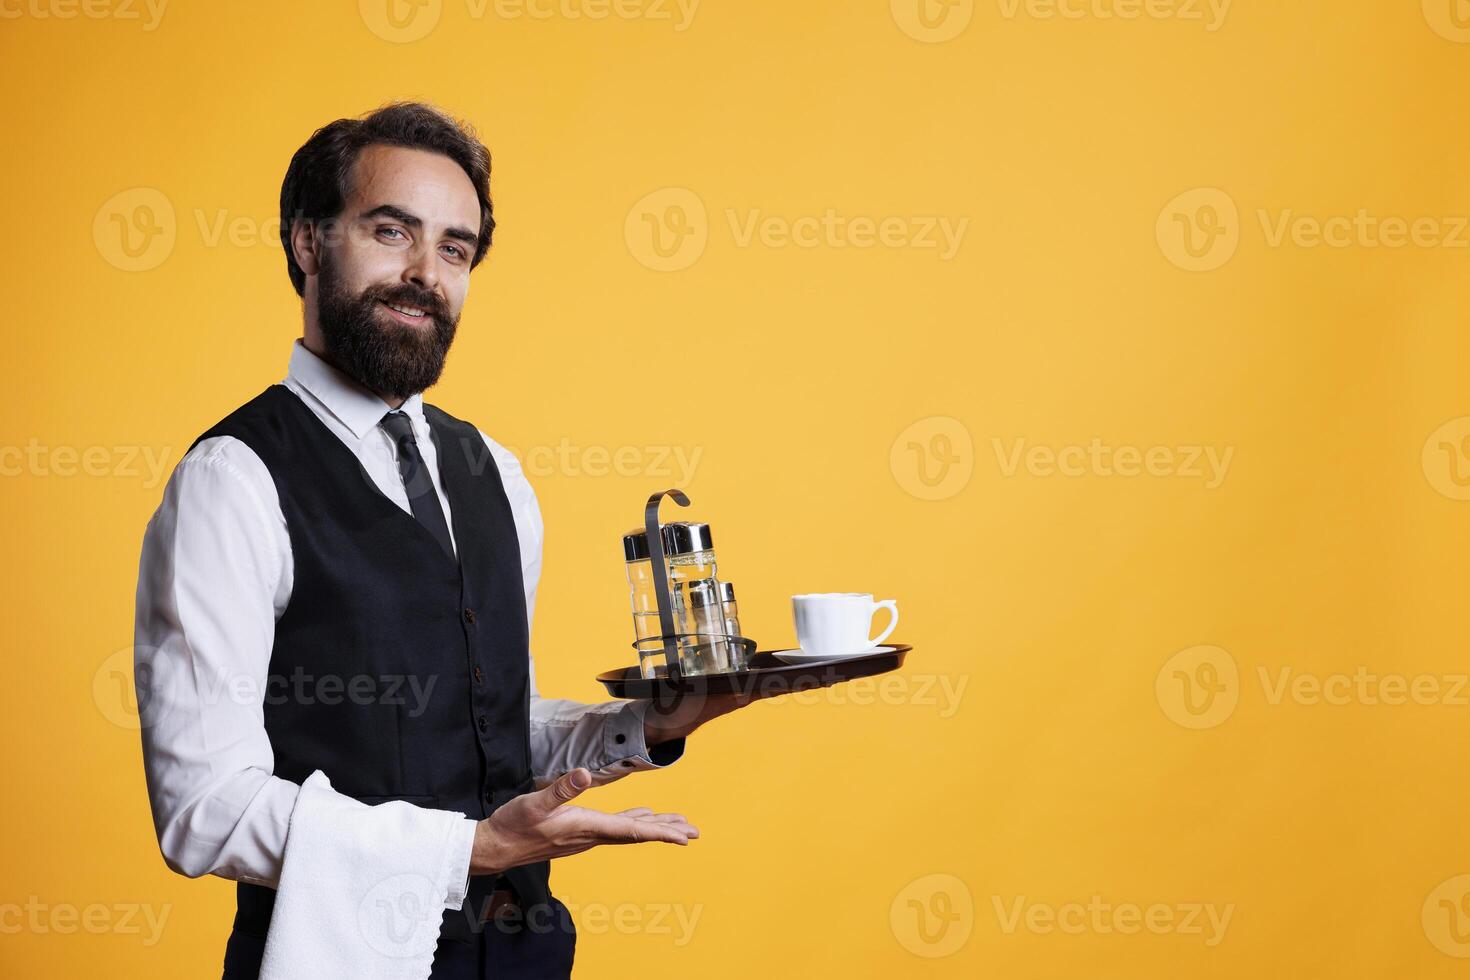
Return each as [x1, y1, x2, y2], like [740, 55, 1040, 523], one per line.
[364, 283, 449, 323]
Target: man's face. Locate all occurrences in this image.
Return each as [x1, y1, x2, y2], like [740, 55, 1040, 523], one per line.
[312, 144, 482, 400]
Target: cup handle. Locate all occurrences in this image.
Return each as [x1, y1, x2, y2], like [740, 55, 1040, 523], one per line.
[869, 599, 899, 647]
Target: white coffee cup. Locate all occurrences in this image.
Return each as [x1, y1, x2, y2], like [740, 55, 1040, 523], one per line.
[792, 593, 899, 657]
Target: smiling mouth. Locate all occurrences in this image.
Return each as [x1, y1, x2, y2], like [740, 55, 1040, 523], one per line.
[380, 299, 431, 322]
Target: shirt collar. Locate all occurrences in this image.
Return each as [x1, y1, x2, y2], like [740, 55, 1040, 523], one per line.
[286, 340, 427, 440]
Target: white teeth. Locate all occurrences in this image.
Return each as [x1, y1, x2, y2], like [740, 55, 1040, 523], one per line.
[386, 302, 426, 317]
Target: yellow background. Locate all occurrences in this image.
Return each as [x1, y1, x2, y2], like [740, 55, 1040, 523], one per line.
[4, 0, 1470, 975]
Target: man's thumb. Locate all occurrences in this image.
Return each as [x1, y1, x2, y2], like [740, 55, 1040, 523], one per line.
[543, 767, 591, 809]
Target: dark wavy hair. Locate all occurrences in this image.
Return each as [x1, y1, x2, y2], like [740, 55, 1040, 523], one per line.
[278, 102, 495, 297]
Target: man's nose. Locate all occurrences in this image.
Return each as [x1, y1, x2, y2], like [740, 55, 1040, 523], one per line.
[401, 243, 440, 295]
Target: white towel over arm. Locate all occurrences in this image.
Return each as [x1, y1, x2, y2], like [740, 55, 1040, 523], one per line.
[259, 770, 478, 980]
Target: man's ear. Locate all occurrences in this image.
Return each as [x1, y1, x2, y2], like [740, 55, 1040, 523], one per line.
[290, 218, 321, 279]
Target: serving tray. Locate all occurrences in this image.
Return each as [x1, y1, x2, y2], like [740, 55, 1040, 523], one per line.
[597, 643, 912, 700]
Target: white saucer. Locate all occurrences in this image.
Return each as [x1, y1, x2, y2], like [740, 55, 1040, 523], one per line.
[771, 646, 897, 665]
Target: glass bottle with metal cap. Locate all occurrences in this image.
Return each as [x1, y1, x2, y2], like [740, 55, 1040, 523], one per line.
[684, 580, 748, 673]
[624, 521, 723, 678]
[719, 582, 746, 671]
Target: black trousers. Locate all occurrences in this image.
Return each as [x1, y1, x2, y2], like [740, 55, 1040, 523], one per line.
[220, 896, 577, 979]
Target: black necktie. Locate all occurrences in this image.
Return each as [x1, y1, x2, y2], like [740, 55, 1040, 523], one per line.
[379, 410, 456, 562]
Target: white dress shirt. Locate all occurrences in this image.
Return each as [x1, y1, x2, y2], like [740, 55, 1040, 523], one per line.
[134, 340, 681, 908]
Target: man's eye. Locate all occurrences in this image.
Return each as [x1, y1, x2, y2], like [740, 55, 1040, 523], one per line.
[378, 227, 406, 240]
[443, 244, 466, 260]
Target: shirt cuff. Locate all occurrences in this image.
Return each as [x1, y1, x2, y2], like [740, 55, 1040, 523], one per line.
[443, 817, 479, 911]
[590, 699, 686, 782]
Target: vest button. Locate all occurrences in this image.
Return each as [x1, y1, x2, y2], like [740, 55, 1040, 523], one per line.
[477, 715, 488, 732]
[463, 608, 477, 625]
[474, 666, 484, 684]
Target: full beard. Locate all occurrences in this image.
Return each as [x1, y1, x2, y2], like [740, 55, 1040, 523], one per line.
[315, 256, 459, 401]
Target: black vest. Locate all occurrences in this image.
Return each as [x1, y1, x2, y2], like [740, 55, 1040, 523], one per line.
[193, 384, 550, 949]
